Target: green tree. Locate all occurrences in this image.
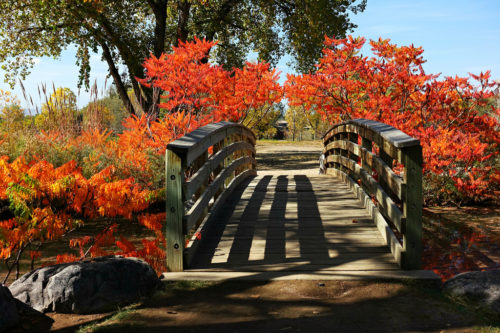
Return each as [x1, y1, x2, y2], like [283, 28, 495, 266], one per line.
[0, 0, 366, 115]
[285, 105, 309, 141]
[0, 103, 24, 132]
[286, 105, 330, 140]
[242, 103, 283, 139]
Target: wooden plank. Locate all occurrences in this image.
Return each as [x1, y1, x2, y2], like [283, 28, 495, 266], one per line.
[165, 271, 441, 281]
[165, 150, 185, 272]
[190, 260, 400, 271]
[352, 118, 419, 148]
[186, 142, 255, 199]
[402, 145, 423, 270]
[227, 126, 256, 146]
[203, 254, 399, 266]
[204, 238, 389, 249]
[202, 246, 390, 255]
[361, 137, 372, 174]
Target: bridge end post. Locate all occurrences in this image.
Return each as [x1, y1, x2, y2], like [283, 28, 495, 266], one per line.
[402, 145, 423, 270]
[165, 149, 185, 272]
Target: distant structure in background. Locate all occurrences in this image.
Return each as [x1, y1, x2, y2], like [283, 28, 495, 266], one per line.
[274, 118, 288, 140]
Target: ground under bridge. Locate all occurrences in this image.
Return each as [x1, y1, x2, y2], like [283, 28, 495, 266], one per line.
[163, 119, 437, 280]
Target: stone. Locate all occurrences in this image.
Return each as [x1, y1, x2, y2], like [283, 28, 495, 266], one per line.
[443, 269, 500, 315]
[9, 256, 159, 314]
[0, 284, 19, 332]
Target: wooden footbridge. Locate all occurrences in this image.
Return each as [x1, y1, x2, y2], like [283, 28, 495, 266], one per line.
[164, 119, 435, 279]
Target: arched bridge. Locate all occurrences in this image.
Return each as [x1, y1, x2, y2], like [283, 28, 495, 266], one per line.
[164, 119, 429, 278]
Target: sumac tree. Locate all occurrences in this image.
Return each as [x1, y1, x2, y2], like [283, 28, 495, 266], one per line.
[285, 36, 499, 204]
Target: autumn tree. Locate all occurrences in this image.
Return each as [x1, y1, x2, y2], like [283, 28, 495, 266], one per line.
[0, 0, 366, 115]
[139, 38, 283, 131]
[286, 36, 500, 204]
[34, 87, 79, 134]
[0, 91, 24, 133]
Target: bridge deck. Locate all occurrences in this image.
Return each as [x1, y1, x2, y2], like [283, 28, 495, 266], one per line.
[189, 173, 400, 272]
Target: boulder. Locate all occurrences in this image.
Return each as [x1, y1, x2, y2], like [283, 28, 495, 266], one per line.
[443, 269, 500, 315]
[0, 284, 19, 332]
[9, 256, 159, 314]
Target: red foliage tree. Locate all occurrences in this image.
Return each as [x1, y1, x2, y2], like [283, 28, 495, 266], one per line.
[285, 36, 499, 204]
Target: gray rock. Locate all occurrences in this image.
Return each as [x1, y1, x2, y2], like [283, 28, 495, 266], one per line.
[9, 256, 159, 314]
[0, 284, 19, 332]
[443, 269, 500, 315]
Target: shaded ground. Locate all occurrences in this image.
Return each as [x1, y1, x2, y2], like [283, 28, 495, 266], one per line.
[29, 280, 498, 332]
[255, 140, 322, 171]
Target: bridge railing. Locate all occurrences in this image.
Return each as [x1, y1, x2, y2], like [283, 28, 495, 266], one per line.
[323, 119, 422, 269]
[165, 121, 256, 271]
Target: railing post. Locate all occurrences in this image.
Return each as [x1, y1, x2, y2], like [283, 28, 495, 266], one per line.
[165, 149, 184, 272]
[402, 145, 423, 269]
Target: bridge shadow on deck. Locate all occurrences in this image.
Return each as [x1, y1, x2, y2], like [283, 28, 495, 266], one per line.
[190, 174, 398, 274]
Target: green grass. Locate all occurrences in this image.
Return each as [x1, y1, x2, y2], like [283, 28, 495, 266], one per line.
[162, 280, 213, 291]
[151, 280, 214, 299]
[472, 326, 500, 333]
[76, 304, 140, 333]
[256, 139, 322, 145]
[75, 281, 214, 333]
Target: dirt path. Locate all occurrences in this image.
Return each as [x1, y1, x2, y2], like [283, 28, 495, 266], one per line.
[40, 280, 498, 333]
[255, 140, 322, 174]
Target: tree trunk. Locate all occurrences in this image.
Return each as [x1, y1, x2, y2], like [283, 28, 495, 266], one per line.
[176, 1, 191, 45]
[99, 41, 136, 115]
[152, 0, 169, 58]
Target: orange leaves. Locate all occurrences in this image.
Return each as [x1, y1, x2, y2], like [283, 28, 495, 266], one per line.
[0, 153, 152, 263]
[138, 213, 165, 232]
[93, 179, 150, 219]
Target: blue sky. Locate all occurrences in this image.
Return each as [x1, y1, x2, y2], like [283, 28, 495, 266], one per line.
[1, 0, 499, 109]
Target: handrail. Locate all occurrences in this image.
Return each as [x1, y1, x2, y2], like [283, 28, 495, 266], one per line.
[165, 121, 257, 271]
[323, 118, 423, 269]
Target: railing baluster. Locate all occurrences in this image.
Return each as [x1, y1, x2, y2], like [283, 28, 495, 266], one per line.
[361, 137, 372, 174]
